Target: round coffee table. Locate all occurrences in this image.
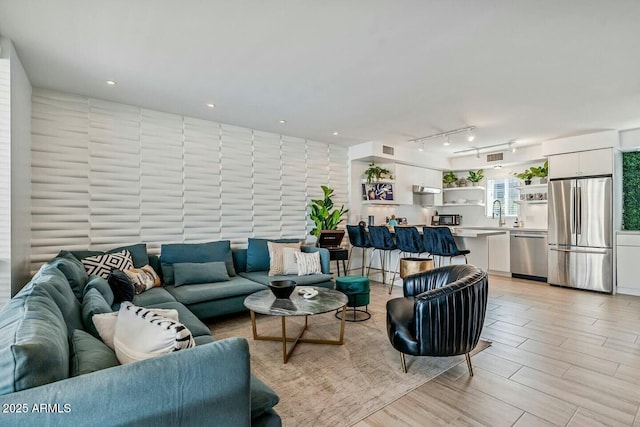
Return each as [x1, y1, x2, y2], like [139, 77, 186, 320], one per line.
[244, 287, 348, 363]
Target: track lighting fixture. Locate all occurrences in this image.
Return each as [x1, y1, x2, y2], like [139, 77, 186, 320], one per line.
[409, 125, 476, 148]
[467, 129, 475, 142]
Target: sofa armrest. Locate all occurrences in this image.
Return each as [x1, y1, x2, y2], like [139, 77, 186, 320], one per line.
[301, 246, 330, 274]
[0, 338, 251, 427]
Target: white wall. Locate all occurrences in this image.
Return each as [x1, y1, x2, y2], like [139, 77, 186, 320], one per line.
[30, 89, 348, 272]
[0, 38, 32, 304]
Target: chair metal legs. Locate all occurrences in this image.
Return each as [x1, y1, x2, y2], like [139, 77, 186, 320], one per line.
[399, 352, 407, 373]
[399, 352, 473, 376]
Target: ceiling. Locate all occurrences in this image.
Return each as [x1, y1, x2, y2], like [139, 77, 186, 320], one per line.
[1, 0, 640, 155]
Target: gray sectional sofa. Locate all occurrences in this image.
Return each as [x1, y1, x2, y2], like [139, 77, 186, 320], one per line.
[0, 238, 334, 426]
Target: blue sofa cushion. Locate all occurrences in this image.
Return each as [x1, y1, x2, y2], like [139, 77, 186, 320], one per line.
[164, 276, 266, 305]
[0, 283, 69, 394]
[70, 243, 149, 269]
[70, 329, 119, 376]
[83, 275, 114, 306]
[51, 251, 89, 301]
[81, 288, 113, 338]
[250, 374, 280, 420]
[194, 335, 216, 346]
[174, 261, 230, 287]
[239, 271, 333, 287]
[32, 264, 84, 335]
[132, 286, 176, 307]
[144, 301, 212, 338]
[161, 241, 236, 284]
[246, 238, 301, 272]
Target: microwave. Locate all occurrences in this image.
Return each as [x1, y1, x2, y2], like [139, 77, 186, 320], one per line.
[434, 214, 462, 226]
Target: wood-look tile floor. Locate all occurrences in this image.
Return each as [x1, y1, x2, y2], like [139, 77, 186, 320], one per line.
[356, 274, 640, 427]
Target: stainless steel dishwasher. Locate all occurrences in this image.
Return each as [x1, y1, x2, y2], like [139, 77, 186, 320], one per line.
[510, 231, 548, 281]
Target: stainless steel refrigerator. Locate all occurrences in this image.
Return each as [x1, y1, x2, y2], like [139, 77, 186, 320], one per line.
[547, 176, 613, 293]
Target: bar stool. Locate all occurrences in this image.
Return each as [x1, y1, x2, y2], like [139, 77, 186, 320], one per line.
[346, 224, 372, 276]
[367, 226, 397, 289]
[390, 226, 430, 293]
[422, 226, 470, 267]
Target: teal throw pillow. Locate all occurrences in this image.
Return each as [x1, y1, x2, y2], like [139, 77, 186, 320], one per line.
[71, 329, 119, 376]
[160, 241, 236, 285]
[81, 288, 113, 338]
[173, 261, 230, 287]
[51, 251, 89, 301]
[246, 238, 301, 272]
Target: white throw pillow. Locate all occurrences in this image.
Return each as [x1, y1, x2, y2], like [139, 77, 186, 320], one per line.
[93, 308, 179, 350]
[267, 241, 301, 276]
[294, 251, 322, 276]
[114, 303, 194, 364]
[281, 247, 302, 275]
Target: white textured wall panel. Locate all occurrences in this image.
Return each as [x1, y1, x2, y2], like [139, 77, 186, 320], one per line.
[252, 131, 282, 239]
[220, 124, 253, 244]
[0, 60, 10, 305]
[88, 99, 141, 249]
[31, 91, 89, 269]
[281, 136, 308, 238]
[140, 109, 184, 250]
[30, 90, 349, 268]
[183, 117, 221, 241]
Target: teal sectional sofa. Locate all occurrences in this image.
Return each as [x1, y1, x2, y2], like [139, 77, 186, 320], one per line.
[0, 238, 333, 426]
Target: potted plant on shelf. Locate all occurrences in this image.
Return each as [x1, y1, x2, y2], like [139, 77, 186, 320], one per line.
[467, 169, 484, 186]
[364, 162, 393, 184]
[529, 160, 549, 184]
[514, 168, 535, 185]
[456, 177, 468, 187]
[442, 171, 457, 188]
[309, 185, 349, 238]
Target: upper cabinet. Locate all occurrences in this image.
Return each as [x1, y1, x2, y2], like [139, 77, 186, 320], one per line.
[548, 148, 613, 179]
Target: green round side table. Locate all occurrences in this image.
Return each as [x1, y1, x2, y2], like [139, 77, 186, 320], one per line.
[335, 275, 371, 322]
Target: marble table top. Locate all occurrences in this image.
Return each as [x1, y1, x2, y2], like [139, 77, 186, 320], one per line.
[244, 287, 348, 317]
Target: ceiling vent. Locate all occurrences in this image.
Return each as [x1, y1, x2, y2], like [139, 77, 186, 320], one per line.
[486, 152, 504, 162]
[382, 145, 394, 156]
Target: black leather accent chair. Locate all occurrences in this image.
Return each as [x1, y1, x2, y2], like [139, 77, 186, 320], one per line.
[386, 264, 488, 375]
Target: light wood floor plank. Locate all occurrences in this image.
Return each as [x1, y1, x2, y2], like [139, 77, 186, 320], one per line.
[360, 275, 640, 427]
[511, 366, 637, 425]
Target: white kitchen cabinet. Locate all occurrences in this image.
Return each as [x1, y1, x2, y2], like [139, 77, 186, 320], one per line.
[393, 163, 414, 205]
[616, 233, 640, 296]
[548, 148, 613, 179]
[488, 231, 510, 274]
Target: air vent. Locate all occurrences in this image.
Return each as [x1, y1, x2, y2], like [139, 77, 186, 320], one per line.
[382, 145, 394, 155]
[486, 152, 504, 162]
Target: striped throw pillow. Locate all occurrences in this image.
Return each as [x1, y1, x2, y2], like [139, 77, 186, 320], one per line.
[113, 302, 195, 364]
[294, 251, 322, 276]
[267, 241, 301, 276]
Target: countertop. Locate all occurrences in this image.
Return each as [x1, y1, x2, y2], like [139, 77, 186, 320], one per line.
[616, 230, 640, 235]
[455, 226, 548, 233]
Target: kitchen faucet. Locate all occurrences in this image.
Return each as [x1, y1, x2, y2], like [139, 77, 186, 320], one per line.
[492, 199, 505, 227]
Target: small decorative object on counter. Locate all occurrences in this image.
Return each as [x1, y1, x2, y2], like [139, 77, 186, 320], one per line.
[389, 215, 398, 227]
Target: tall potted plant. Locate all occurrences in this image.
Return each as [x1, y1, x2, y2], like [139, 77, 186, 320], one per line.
[309, 185, 349, 238]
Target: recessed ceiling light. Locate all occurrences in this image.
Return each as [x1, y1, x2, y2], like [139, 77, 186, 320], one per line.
[418, 147, 424, 152]
[333, 132, 339, 136]
[467, 129, 475, 142]
[106, 80, 117, 85]
[206, 103, 216, 109]
[494, 165, 503, 169]
[279, 120, 287, 124]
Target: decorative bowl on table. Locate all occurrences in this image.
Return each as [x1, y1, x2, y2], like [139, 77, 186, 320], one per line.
[269, 280, 297, 299]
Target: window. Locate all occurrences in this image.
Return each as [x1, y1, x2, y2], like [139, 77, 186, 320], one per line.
[485, 178, 519, 217]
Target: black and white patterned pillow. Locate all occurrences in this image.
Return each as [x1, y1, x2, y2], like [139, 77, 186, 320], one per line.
[82, 250, 134, 279]
[113, 302, 195, 364]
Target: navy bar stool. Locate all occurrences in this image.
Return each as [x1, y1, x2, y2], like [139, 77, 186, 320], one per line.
[346, 224, 372, 276]
[367, 226, 397, 288]
[390, 226, 430, 293]
[422, 226, 470, 267]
